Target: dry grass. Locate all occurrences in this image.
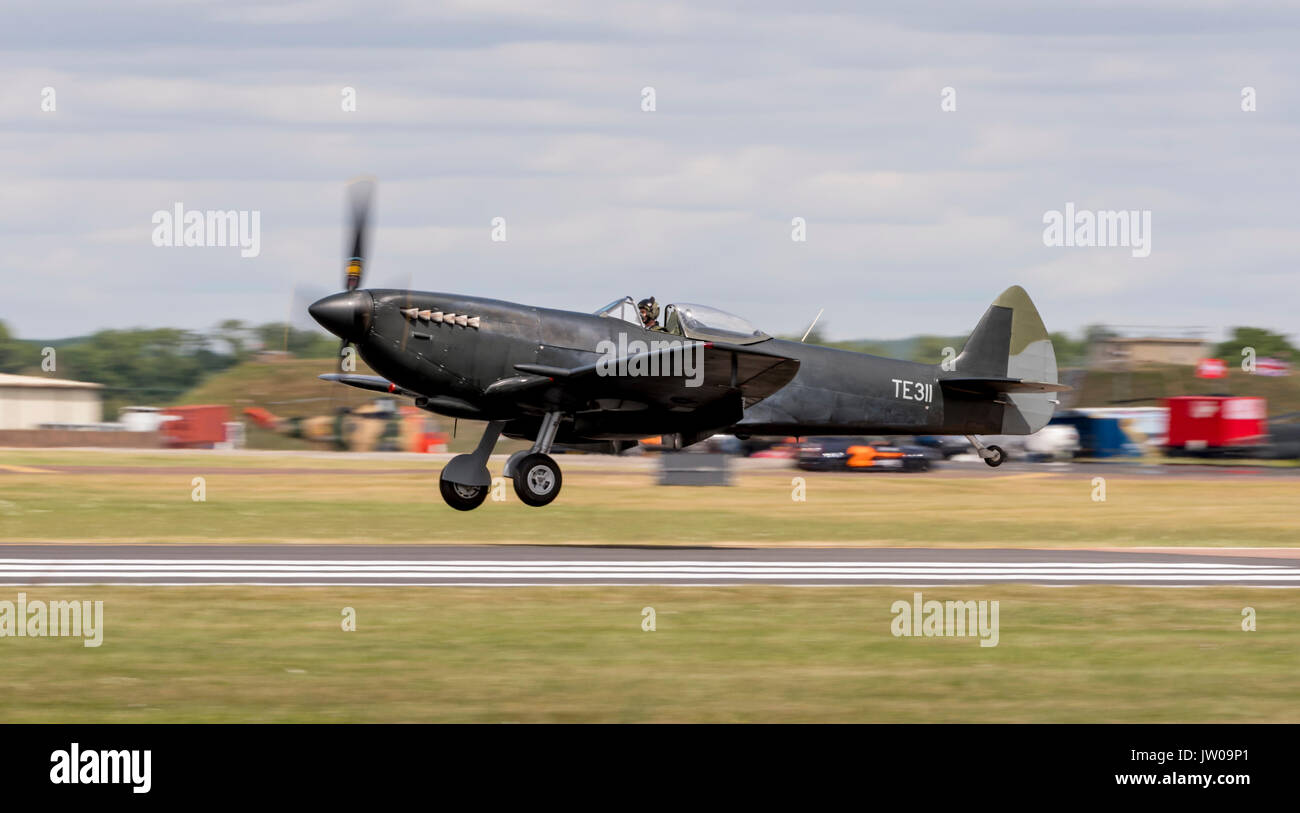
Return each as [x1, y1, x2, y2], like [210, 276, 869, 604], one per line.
[0, 452, 1295, 546]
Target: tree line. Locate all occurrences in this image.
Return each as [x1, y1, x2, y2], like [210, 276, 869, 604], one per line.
[0, 320, 338, 416]
[1, 318, 1293, 421]
[792, 325, 1295, 368]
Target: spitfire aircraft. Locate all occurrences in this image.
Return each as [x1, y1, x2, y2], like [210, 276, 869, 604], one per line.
[311, 181, 1070, 510]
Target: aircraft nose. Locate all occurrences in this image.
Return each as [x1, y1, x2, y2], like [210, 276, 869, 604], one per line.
[309, 290, 373, 341]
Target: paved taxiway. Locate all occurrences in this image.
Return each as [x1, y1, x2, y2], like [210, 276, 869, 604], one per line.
[2, 545, 1298, 586]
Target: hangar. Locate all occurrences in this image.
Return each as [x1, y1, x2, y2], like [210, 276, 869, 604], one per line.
[0, 373, 104, 429]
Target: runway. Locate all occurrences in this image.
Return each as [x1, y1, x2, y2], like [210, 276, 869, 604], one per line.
[2, 545, 1299, 586]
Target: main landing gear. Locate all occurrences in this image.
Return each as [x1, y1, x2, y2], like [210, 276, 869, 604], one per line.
[504, 411, 563, 507]
[438, 412, 566, 511]
[965, 434, 1006, 468]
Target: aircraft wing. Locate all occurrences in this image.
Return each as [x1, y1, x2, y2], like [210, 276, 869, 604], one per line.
[514, 340, 800, 412]
[320, 343, 801, 429]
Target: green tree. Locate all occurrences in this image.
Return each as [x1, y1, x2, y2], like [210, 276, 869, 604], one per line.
[55, 328, 238, 418]
[254, 323, 339, 358]
[0, 321, 25, 373]
[214, 319, 255, 361]
[1082, 324, 1117, 346]
[908, 335, 965, 364]
[1214, 327, 1297, 362]
[1049, 331, 1088, 367]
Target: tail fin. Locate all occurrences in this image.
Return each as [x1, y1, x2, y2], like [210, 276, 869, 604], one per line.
[945, 286, 1063, 434]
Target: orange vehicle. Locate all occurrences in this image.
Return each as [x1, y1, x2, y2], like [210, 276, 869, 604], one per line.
[796, 437, 938, 472]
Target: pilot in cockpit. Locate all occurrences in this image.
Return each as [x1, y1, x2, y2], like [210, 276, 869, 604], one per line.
[637, 297, 664, 331]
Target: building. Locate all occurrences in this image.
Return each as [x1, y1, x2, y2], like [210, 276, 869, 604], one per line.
[1088, 337, 1208, 370]
[0, 373, 104, 429]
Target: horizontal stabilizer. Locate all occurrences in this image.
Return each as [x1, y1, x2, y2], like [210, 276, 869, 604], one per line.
[940, 377, 1072, 396]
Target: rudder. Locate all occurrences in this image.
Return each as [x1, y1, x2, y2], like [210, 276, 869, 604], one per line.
[949, 286, 1060, 434]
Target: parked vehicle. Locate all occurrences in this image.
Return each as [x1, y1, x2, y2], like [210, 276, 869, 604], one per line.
[796, 437, 939, 472]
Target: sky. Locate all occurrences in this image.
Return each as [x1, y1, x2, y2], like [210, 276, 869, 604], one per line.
[2, 0, 1297, 343]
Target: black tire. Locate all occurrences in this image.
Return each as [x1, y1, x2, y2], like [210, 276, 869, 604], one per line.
[511, 453, 562, 507]
[440, 471, 489, 511]
[983, 445, 1005, 467]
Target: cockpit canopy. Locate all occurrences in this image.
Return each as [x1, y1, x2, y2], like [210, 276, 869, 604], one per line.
[663, 303, 770, 345]
[593, 296, 642, 326]
[594, 297, 770, 345]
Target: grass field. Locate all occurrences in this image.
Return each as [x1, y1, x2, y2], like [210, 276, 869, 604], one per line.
[1, 449, 1297, 546]
[0, 585, 1293, 723]
[2, 449, 1296, 723]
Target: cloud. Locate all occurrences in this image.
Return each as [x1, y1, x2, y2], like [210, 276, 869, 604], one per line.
[2, 0, 1298, 344]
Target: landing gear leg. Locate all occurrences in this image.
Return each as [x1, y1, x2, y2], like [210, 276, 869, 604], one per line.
[965, 434, 1006, 468]
[508, 411, 564, 507]
[439, 419, 506, 511]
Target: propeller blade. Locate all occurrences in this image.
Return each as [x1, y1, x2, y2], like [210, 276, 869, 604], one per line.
[344, 177, 375, 291]
[333, 179, 376, 370]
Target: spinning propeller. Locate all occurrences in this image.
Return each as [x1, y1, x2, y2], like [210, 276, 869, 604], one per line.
[336, 178, 374, 370]
[310, 179, 421, 371]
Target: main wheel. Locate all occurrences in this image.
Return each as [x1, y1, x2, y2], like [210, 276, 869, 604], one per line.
[440, 470, 489, 511]
[511, 453, 562, 507]
[983, 444, 1005, 467]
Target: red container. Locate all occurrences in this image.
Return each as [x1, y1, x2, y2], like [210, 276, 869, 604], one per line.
[161, 405, 230, 448]
[1195, 358, 1226, 379]
[1164, 396, 1266, 450]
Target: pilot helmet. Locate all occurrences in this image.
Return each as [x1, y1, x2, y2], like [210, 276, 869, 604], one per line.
[637, 297, 660, 322]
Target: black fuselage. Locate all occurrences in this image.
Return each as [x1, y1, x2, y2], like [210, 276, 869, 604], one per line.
[323, 289, 1004, 444]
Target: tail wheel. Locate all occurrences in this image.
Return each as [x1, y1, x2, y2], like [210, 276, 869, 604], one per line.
[511, 453, 562, 507]
[983, 445, 1006, 467]
[440, 470, 489, 511]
